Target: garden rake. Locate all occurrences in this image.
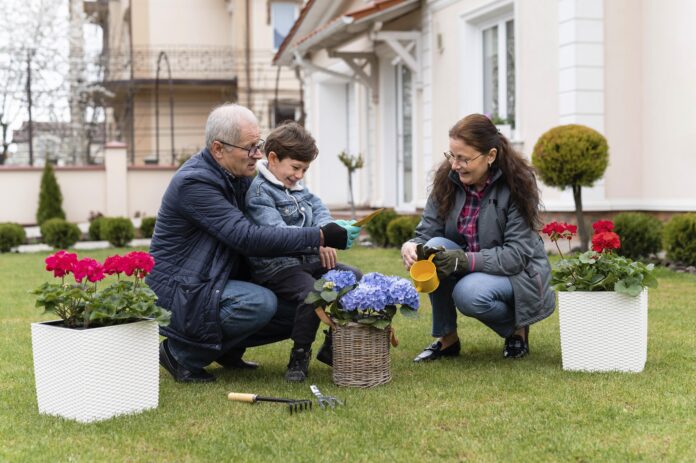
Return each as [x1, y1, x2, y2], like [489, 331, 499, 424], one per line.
[227, 392, 312, 414]
[310, 385, 344, 409]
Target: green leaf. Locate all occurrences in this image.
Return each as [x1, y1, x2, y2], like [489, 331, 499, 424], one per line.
[373, 319, 390, 330]
[304, 292, 322, 305]
[357, 317, 376, 325]
[320, 290, 337, 302]
[313, 279, 326, 292]
[400, 306, 418, 318]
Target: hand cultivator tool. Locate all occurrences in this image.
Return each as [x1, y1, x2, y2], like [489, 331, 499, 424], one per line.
[227, 392, 312, 414]
[310, 385, 343, 409]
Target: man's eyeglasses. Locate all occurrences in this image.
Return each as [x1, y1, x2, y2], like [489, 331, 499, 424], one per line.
[216, 139, 265, 158]
[443, 151, 484, 167]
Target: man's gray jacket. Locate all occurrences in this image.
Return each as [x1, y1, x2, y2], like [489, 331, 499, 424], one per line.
[146, 149, 320, 350]
[411, 170, 555, 328]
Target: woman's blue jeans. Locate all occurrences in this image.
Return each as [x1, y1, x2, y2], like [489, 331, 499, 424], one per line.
[168, 280, 291, 370]
[426, 237, 516, 338]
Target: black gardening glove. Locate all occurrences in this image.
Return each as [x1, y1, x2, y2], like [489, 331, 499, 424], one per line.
[432, 249, 469, 280]
[320, 222, 348, 249]
[416, 243, 444, 260]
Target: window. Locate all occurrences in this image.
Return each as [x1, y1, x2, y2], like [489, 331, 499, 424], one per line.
[482, 18, 515, 127]
[271, 2, 297, 50]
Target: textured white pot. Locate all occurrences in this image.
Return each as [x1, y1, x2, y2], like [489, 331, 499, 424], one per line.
[558, 290, 648, 372]
[31, 319, 159, 423]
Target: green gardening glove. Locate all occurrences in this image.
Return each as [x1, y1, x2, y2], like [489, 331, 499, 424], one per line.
[432, 249, 469, 280]
[333, 220, 361, 249]
[416, 243, 444, 260]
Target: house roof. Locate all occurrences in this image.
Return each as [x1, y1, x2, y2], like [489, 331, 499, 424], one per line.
[273, 0, 419, 66]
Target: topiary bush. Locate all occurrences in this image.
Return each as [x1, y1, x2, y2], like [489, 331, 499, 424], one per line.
[88, 216, 107, 241]
[386, 216, 421, 247]
[40, 218, 80, 249]
[613, 212, 663, 260]
[663, 213, 696, 266]
[532, 124, 609, 251]
[0, 223, 26, 252]
[364, 209, 398, 247]
[139, 217, 156, 238]
[36, 163, 66, 225]
[101, 217, 135, 247]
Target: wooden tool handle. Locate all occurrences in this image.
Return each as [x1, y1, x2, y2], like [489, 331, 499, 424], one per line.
[314, 307, 336, 329]
[227, 392, 257, 403]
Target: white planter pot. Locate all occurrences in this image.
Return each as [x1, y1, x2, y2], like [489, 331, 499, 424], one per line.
[31, 319, 160, 423]
[558, 290, 648, 372]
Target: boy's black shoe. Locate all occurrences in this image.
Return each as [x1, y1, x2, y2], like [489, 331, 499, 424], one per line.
[159, 340, 216, 383]
[285, 347, 312, 382]
[316, 330, 333, 367]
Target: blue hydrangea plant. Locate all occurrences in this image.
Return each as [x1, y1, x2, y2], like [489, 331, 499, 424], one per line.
[304, 270, 419, 330]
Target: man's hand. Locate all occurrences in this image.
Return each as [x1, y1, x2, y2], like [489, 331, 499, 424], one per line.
[432, 249, 469, 280]
[321, 220, 361, 249]
[319, 246, 337, 269]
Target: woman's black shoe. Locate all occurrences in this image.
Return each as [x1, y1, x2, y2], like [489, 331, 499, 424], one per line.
[503, 326, 529, 359]
[413, 339, 461, 363]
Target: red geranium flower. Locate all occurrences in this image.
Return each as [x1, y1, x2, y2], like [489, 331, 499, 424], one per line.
[45, 251, 78, 278]
[591, 231, 621, 253]
[103, 255, 127, 275]
[542, 221, 577, 241]
[592, 220, 614, 234]
[124, 251, 155, 278]
[73, 257, 105, 283]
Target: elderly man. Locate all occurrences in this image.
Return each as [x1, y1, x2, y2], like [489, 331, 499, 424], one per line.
[147, 104, 359, 383]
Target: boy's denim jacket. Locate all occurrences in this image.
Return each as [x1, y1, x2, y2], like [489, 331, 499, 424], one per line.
[245, 160, 333, 283]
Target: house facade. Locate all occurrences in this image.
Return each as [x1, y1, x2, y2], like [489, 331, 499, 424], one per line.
[274, 0, 696, 215]
[90, 0, 304, 165]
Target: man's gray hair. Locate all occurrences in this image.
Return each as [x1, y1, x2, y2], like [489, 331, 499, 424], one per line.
[205, 104, 258, 150]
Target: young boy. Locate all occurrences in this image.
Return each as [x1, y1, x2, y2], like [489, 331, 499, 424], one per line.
[245, 121, 362, 382]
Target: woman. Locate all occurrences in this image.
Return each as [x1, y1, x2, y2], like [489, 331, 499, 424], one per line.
[401, 114, 555, 362]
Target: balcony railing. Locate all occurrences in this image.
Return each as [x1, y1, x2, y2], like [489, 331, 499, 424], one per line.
[101, 46, 298, 87]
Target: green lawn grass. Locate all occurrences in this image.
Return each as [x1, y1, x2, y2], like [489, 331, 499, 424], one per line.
[1, 247, 694, 462]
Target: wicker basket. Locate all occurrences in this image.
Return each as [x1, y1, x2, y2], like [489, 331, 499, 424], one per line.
[332, 322, 391, 388]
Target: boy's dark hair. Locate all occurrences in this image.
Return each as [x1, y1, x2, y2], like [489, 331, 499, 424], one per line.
[265, 121, 318, 162]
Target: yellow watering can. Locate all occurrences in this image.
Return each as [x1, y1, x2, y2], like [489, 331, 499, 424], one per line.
[409, 254, 440, 294]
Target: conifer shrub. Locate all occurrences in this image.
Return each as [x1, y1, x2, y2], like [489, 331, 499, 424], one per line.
[101, 217, 135, 247]
[36, 163, 66, 225]
[613, 212, 663, 260]
[40, 218, 80, 249]
[0, 223, 26, 252]
[663, 213, 696, 266]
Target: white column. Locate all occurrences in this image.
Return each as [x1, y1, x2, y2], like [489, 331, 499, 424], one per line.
[558, 0, 604, 131]
[104, 141, 128, 217]
[558, 0, 605, 204]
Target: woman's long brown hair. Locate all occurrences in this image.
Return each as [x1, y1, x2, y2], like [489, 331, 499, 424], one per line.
[431, 114, 542, 229]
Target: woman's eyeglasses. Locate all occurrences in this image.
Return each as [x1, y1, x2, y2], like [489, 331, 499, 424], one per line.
[443, 151, 483, 167]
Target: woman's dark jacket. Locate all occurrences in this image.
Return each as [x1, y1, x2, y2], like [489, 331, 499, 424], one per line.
[411, 170, 556, 328]
[146, 149, 320, 350]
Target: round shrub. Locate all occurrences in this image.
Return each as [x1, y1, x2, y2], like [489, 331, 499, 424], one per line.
[663, 213, 696, 266]
[613, 212, 663, 260]
[0, 223, 26, 252]
[88, 216, 107, 241]
[40, 218, 80, 249]
[386, 216, 421, 247]
[364, 209, 398, 247]
[101, 217, 135, 247]
[140, 217, 156, 238]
